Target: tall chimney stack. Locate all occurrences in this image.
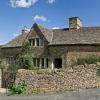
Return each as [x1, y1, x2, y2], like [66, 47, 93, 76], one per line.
[69, 17, 83, 29]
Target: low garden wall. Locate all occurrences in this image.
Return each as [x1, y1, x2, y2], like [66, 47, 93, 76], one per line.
[15, 64, 100, 94]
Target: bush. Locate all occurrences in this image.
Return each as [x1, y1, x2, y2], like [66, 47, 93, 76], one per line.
[16, 41, 33, 70]
[75, 55, 100, 66]
[96, 68, 100, 77]
[18, 53, 33, 70]
[8, 80, 27, 95]
[0, 63, 6, 69]
[0, 64, 4, 69]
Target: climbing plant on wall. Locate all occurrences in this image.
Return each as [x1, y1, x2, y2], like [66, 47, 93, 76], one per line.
[17, 41, 33, 70]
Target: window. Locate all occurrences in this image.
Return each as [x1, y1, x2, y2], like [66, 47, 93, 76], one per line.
[6, 56, 15, 65]
[39, 38, 44, 46]
[32, 39, 35, 46]
[46, 58, 48, 68]
[41, 58, 44, 68]
[33, 58, 36, 67]
[37, 58, 40, 67]
[29, 38, 44, 46]
[33, 58, 48, 68]
[36, 38, 39, 46]
[29, 39, 35, 46]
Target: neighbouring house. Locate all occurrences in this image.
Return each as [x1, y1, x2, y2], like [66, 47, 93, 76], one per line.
[1, 17, 100, 69]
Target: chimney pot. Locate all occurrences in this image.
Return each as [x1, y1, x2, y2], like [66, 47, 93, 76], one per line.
[22, 26, 30, 34]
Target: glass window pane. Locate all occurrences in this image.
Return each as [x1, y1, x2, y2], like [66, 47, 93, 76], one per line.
[29, 39, 31, 46]
[37, 58, 40, 67]
[33, 39, 35, 46]
[39, 38, 44, 46]
[33, 58, 36, 67]
[41, 58, 44, 68]
[46, 58, 48, 68]
[36, 38, 39, 46]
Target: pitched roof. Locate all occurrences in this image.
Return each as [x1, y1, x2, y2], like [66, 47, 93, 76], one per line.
[2, 31, 29, 48]
[2, 23, 100, 48]
[33, 23, 53, 42]
[50, 27, 100, 45]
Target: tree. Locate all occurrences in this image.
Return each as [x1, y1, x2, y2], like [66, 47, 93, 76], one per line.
[17, 41, 33, 70]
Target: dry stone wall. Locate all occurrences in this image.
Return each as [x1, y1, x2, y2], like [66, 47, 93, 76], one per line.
[15, 64, 100, 94]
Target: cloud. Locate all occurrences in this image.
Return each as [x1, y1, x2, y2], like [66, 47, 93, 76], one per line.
[48, 0, 55, 4]
[10, 0, 38, 8]
[13, 33, 20, 37]
[52, 27, 59, 29]
[34, 14, 49, 22]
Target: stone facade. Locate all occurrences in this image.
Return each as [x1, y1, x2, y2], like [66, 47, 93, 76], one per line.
[1, 17, 100, 69]
[15, 64, 100, 94]
[48, 45, 100, 67]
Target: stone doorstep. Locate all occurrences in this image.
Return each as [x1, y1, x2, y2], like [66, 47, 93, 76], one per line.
[0, 88, 8, 94]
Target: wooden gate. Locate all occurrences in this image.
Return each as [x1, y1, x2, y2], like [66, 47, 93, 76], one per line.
[2, 70, 16, 88]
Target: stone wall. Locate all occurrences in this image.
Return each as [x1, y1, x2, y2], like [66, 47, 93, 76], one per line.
[49, 45, 100, 67]
[15, 64, 100, 94]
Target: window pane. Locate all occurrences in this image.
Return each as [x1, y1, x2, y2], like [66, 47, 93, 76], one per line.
[33, 58, 36, 67]
[39, 38, 43, 46]
[46, 58, 48, 68]
[29, 39, 35, 46]
[36, 38, 39, 46]
[32, 39, 35, 46]
[29, 39, 31, 46]
[41, 58, 44, 68]
[37, 58, 40, 67]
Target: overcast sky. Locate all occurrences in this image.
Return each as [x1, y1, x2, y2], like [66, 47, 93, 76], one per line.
[0, 0, 100, 44]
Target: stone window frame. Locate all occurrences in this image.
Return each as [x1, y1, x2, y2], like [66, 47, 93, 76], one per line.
[33, 58, 48, 68]
[6, 56, 15, 65]
[29, 38, 44, 47]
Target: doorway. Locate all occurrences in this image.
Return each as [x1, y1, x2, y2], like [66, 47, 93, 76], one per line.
[54, 58, 62, 69]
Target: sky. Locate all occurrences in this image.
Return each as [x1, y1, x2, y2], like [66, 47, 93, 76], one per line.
[0, 0, 100, 45]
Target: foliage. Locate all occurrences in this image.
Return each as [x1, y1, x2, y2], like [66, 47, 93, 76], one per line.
[17, 41, 33, 70]
[96, 68, 100, 77]
[8, 80, 27, 95]
[0, 64, 4, 69]
[0, 63, 6, 69]
[11, 64, 20, 72]
[73, 55, 100, 66]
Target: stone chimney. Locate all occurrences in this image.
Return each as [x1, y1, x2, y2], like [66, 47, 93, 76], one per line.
[22, 26, 30, 34]
[69, 17, 83, 29]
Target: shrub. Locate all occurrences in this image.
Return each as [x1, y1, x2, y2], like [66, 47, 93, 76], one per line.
[96, 68, 100, 77]
[8, 80, 27, 95]
[0, 63, 6, 69]
[0, 63, 4, 69]
[17, 53, 33, 70]
[16, 41, 33, 70]
[74, 55, 100, 66]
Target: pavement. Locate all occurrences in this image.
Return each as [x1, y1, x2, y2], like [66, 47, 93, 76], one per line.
[1, 88, 100, 100]
[0, 88, 7, 94]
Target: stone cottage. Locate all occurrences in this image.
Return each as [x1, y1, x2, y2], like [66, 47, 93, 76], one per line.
[1, 17, 100, 69]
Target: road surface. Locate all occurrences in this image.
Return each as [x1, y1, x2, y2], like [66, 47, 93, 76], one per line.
[0, 88, 100, 100]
